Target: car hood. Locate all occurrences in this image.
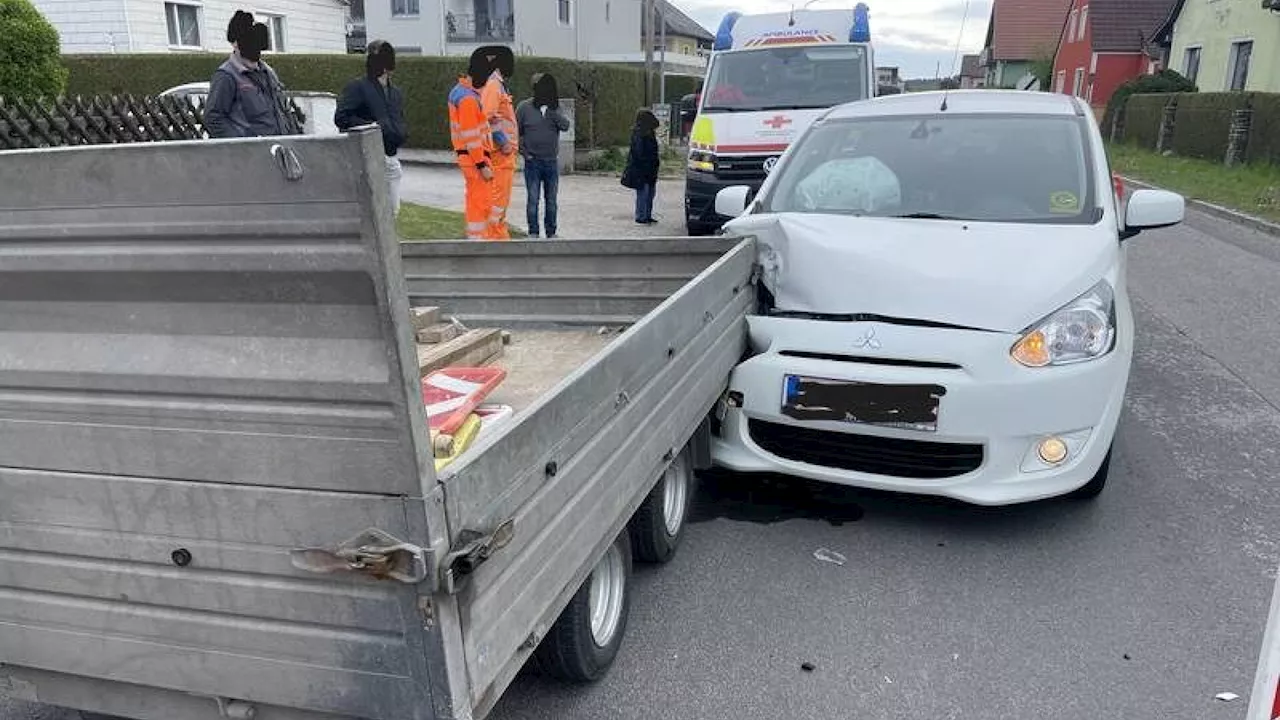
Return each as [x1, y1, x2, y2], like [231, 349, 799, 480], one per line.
[725, 213, 1118, 333]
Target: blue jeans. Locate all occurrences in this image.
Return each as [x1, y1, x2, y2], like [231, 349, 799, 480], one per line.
[634, 182, 655, 222]
[523, 158, 559, 236]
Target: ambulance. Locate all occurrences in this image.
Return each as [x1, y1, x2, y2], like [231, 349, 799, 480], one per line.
[684, 4, 876, 235]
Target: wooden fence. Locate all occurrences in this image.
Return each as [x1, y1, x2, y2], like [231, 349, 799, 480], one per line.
[0, 95, 306, 150]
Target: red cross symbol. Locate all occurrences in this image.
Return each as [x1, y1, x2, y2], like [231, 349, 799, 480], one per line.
[763, 115, 792, 129]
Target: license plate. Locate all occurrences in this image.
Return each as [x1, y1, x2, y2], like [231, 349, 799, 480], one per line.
[781, 375, 945, 432]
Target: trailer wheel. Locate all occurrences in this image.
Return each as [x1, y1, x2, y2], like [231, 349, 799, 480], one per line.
[629, 446, 694, 564]
[536, 532, 633, 682]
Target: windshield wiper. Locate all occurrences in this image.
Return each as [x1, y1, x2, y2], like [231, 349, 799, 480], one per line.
[756, 104, 821, 111]
[892, 212, 969, 221]
[701, 106, 767, 113]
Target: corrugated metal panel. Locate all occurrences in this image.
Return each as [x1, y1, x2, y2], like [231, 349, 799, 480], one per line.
[0, 133, 444, 720]
[400, 238, 739, 327]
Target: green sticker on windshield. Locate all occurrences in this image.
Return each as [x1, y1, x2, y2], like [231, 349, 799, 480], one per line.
[1049, 191, 1080, 213]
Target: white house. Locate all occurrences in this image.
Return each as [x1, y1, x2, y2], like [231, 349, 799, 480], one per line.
[364, 0, 641, 59]
[33, 0, 348, 54]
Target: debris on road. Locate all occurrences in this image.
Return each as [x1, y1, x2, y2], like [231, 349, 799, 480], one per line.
[813, 548, 847, 566]
[801, 662, 816, 672]
[1214, 692, 1239, 702]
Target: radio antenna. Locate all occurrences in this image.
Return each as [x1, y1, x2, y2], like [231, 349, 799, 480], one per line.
[942, 0, 971, 111]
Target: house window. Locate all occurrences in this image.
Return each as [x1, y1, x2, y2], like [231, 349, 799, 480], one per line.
[1228, 40, 1252, 91]
[165, 2, 202, 48]
[558, 0, 570, 24]
[1065, 10, 1077, 43]
[1183, 46, 1201, 83]
[1077, 6, 1088, 41]
[391, 0, 418, 17]
[1055, 69, 1066, 93]
[259, 13, 286, 51]
[1073, 67, 1085, 97]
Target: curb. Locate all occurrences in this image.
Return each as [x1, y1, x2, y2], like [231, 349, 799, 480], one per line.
[1119, 175, 1280, 238]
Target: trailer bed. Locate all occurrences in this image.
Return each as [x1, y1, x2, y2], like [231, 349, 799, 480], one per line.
[486, 330, 616, 411]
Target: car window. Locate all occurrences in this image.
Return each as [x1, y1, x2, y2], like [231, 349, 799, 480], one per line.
[764, 113, 1096, 224]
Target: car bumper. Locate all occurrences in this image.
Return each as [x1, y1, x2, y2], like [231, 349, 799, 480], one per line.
[710, 317, 1131, 506]
[685, 172, 762, 228]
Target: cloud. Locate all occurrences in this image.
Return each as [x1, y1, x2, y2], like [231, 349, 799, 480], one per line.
[677, 0, 990, 77]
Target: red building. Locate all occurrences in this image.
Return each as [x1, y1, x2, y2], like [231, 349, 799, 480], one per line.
[1051, 0, 1174, 113]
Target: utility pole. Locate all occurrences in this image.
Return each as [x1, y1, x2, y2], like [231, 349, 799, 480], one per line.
[643, 0, 656, 105]
[658, 1, 667, 105]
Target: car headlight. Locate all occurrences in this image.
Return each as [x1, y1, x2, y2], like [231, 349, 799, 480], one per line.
[688, 150, 715, 173]
[1010, 281, 1116, 367]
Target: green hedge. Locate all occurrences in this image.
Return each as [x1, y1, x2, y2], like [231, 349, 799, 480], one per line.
[1170, 92, 1251, 161]
[61, 54, 653, 149]
[1246, 93, 1280, 165]
[1122, 93, 1171, 150]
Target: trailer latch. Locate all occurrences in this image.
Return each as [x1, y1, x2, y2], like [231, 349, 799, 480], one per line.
[440, 518, 515, 594]
[290, 528, 429, 584]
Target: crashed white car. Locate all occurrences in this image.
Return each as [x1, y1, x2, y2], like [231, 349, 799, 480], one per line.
[710, 90, 1185, 505]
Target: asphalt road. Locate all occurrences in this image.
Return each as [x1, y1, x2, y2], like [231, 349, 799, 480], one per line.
[4, 205, 1280, 720]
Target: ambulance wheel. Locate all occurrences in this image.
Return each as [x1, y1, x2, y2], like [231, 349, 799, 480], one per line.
[629, 446, 694, 564]
[536, 532, 632, 683]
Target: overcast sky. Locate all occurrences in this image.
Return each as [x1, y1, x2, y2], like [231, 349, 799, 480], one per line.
[678, 0, 992, 79]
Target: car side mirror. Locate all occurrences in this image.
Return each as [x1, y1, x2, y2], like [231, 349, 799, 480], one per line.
[715, 185, 753, 219]
[1121, 188, 1184, 240]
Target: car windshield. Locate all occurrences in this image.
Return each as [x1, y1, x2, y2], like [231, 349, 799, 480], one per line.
[763, 113, 1096, 224]
[701, 45, 869, 113]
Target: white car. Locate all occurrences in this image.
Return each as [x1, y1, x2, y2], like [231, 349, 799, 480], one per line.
[710, 89, 1185, 505]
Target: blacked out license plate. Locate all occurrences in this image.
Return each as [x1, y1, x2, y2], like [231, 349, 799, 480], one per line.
[781, 375, 945, 432]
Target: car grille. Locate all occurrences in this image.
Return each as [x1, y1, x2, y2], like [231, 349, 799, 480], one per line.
[715, 155, 775, 181]
[748, 420, 984, 479]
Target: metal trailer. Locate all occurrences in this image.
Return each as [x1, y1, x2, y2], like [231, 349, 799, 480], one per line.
[0, 130, 754, 720]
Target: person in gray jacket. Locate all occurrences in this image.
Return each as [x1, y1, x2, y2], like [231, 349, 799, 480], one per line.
[205, 10, 297, 139]
[515, 73, 570, 238]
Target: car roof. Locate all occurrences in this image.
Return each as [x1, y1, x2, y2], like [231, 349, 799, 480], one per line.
[824, 90, 1084, 120]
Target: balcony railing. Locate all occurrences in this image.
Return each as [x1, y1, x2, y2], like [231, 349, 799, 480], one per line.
[446, 12, 514, 42]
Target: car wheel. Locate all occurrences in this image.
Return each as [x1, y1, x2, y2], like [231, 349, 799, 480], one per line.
[1065, 446, 1112, 500]
[686, 221, 716, 236]
[536, 532, 633, 682]
[629, 446, 694, 564]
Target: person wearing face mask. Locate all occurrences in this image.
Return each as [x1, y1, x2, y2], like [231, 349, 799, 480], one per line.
[515, 73, 570, 238]
[335, 40, 408, 216]
[205, 10, 296, 139]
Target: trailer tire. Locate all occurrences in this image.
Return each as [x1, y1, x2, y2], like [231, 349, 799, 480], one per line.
[536, 532, 633, 683]
[629, 446, 694, 564]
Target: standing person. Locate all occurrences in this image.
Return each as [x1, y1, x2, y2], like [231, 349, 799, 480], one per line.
[335, 40, 408, 216]
[516, 73, 570, 238]
[478, 46, 517, 240]
[205, 10, 296, 139]
[447, 49, 499, 240]
[624, 109, 661, 225]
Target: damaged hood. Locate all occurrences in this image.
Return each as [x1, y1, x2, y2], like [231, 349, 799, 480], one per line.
[727, 213, 1119, 333]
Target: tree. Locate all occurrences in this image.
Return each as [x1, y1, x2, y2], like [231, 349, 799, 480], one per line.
[0, 0, 68, 100]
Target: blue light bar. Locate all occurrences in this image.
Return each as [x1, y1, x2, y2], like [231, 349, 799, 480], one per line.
[851, 3, 870, 42]
[714, 11, 741, 51]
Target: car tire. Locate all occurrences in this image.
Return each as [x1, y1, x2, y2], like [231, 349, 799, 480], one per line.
[1065, 446, 1112, 500]
[686, 221, 716, 236]
[629, 446, 695, 564]
[535, 532, 633, 683]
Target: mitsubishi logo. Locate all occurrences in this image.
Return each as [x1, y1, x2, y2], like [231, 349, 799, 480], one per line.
[853, 327, 882, 350]
[762, 156, 779, 174]
[763, 115, 792, 129]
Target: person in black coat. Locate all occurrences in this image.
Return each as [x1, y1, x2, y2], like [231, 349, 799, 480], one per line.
[334, 40, 409, 215]
[625, 109, 661, 224]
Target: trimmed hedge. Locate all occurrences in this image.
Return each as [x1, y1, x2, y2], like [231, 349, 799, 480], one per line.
[1245, 93, 1280, 165]
[1122, 93, 1170, 150]
[1170, 92, 1250, 161]
[61, 54, 657, 149]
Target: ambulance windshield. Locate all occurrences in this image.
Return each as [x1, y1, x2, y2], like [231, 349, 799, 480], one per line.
[701, 45, 870, 113]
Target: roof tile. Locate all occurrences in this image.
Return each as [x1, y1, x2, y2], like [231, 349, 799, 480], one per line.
[989, 0, 1074, 60]
[1089, 0, 1176, 52]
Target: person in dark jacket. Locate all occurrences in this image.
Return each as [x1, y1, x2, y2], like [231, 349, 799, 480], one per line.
[515, 73, 570, 238]
[205, 10, 296, 139]
[625, 109, 661, 225]
[334, 40, 409, 215]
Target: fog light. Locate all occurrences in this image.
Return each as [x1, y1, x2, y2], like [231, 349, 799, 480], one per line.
[1037, 437, 1069, 465]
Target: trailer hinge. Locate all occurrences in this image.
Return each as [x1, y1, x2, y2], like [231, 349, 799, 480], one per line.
[290, 528, 430, 585]
[439, 518, 515, 594]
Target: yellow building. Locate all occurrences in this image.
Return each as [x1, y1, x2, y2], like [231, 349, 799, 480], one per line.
[1158, 0, 1280, 92]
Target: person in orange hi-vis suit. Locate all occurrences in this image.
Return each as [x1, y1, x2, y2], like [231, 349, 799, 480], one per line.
[478, 46, 517, 240]
[448, 50, 499, 240]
